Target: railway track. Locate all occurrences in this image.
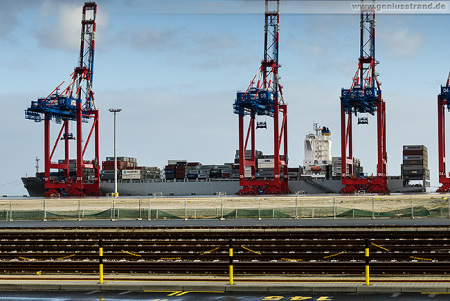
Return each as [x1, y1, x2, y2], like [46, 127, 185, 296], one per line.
[0, 226, 448, 275]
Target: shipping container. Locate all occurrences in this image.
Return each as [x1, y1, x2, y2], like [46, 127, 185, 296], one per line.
[403, 155, 427, 161]
[403, 149, 427, 156]
[402, 165, 427, 171]
[122, 170, 141, 180]
[258, 158, 274, 163]
[402, 170, 424, 176]
[403, 160, 427, 167]
[403, 145, 427, 151]
[168, 160, 187, 165]
[403, 175, 425, 180]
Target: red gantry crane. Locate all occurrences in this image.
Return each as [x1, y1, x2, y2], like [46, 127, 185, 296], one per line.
[233, 0, 289, 195]
[25, 2, 100, 197]
[437, 72, 450, 192]
[339, 1, 388, 194]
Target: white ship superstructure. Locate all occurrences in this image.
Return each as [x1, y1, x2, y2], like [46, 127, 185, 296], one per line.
[303, 123, 332, 178]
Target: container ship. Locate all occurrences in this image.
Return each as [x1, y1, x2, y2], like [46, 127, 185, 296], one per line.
[21, 124, 430, 197]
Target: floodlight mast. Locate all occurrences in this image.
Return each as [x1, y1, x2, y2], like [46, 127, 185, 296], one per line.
[109, 108, 122, 197]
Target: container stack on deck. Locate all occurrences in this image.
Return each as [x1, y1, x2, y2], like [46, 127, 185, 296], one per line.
[48, 159, 97, 183]
[101, 156, 160, 181]
[164, 160, 235, 181]
[402, 145, 430, 187]
[233, 150, 289, 180]
[331, 157, 364, 179]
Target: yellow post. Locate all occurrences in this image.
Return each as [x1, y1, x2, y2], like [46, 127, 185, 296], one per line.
[229, 238, 234, 285]
[365, 238, 370, 286]
[99, 238, 104, 284]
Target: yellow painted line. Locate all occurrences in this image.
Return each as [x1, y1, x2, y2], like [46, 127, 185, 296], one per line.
[185, 291, 224, 293]
[323, 251, 345, 259]
[18, 257, 37, 261]
[371, 242, 390, 252]
[56, 254, 76, 260]
[167, 291, 184, 296]
[281, 257, 303, 262]
[200, 247, 220, 256]
[410, 256, 433, 261]
[145, 290, 224, 295]
[121, 250, 142, 257]
[421, 292, 450, 295]
[160, 257, 182, 260]
[241, 246, 261, 255]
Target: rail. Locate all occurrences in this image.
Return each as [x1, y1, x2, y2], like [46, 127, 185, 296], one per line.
[0, 227, 449, 282]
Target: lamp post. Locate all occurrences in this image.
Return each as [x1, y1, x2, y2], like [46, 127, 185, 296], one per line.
[109, 108, 121, 197]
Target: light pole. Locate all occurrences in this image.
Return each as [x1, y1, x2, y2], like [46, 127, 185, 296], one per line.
[109, 108, 121, 197]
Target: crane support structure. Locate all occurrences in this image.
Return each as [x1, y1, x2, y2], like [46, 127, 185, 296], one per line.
[437, 73, 450, 192]
[25, 2, 100, 197]
[340, 1, 388, 194]
[233, 0, 289, 195]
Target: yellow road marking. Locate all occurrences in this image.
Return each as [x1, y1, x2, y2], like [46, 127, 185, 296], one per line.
[18, 257, 37, 261]
[323, 251, 345, 259]
[121, 250, 142, 257]
[241, 246, 262, 255]
[56, 254, 76, 260]
[281, 258, 303, 262]
[200, 247, 220, 256]
[410, 256, 433, 261]
[371, 242, 390, 252]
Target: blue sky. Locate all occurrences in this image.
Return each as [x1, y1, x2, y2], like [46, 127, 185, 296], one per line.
[1, 0, 449, 195]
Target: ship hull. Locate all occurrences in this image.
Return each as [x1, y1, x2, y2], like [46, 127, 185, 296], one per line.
[21, 176, 428, 197]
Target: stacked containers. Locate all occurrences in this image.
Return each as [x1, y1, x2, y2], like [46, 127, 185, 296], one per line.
[198, 165, 211, 180]
[101, 156, 160, 181]
[331, 157, 362, 178]
[186, 162, 201, 180]
[402, 145, 429, 180]
[257, 157, 275, 178]
[175, 162, 187, 180]
[164, 164, 176, 180]
[288, 167, 300, 179]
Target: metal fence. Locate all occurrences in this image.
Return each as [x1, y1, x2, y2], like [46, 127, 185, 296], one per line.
[0, 194, 450, 221]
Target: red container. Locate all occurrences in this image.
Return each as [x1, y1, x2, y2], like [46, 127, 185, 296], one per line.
[403, 150, 426, 156]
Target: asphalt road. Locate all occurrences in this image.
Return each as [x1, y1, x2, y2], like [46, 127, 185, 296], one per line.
[0, 291, 448, 301]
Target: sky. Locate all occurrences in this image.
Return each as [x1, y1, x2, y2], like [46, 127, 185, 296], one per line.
[1, 0, 449, 196]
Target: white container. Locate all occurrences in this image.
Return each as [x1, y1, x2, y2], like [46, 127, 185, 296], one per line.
[122, 170, 141, 180]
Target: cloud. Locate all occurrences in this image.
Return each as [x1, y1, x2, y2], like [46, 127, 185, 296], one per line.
[128, 27, 186, 52]
[379, 28, 425, 58]
[0, 1, 39, 39]
[35, 2, 83, 51]
[34, 1, 109, 52]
